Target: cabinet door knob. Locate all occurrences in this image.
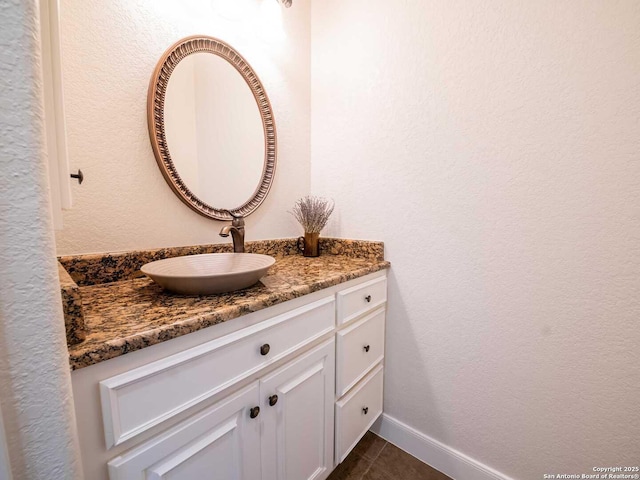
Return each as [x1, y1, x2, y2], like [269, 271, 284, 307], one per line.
[363, 345, 370, 353]
[362, 406, 369, 415]
[268, 395, 278, 406]
[249, 406, 260, 419]
[70, 169, 84, 184]
[260, 344, 271, 356]
[365, 295, 372, 303]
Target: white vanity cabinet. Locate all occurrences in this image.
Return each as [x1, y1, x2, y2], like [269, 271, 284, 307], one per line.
[71, 270, 387, 480]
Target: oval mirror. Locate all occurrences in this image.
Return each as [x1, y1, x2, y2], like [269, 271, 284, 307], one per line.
[148, 36, 276, 220]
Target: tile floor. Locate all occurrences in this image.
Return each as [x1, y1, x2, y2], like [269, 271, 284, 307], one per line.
[327, 432, 452, 480]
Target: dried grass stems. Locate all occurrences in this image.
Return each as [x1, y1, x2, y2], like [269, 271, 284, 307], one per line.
[290, 196, 335, 233]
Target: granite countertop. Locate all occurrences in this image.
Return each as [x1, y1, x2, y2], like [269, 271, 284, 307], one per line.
[61, 239, 389, 370]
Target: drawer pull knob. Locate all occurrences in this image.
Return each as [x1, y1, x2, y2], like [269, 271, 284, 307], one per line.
[249, 406, 260, 419]
[260, 344, 271, 356]
[268, 395, 279, 406]
[365, 295, 372, 303]
[363, 345, 371, 352]
[362, 406, 369, 415]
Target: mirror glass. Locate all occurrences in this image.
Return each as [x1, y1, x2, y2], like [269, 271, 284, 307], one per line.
[149, 36, 276, 220]
[164, 52, 265, 210]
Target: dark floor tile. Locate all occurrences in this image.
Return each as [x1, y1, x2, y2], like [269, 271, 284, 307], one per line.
[361, 466, 394, 480]
[372, 443, 452, 480]
[327, 452, 373, 480]
[351, 432, 387, 461]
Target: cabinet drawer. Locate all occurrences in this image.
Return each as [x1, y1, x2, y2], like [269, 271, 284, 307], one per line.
[336, 276, 386, 325]
[335, 364, 384, 464]
[100, 296, 335, 448]
[336, 308, 385, 397]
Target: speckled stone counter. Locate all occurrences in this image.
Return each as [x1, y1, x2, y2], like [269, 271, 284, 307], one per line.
[60, 238, 389, 370]
[58, 263, 86, 345]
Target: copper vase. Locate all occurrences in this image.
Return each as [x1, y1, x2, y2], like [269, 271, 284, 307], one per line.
[298, 232, 320, 257]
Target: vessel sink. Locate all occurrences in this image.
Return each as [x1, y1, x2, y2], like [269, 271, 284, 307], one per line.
[141, 253, 276, 295]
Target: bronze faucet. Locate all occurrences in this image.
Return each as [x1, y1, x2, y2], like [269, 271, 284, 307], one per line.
[219, 211, 245, 253]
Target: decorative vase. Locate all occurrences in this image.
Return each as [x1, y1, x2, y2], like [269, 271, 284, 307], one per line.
[298, 232, 320, 257]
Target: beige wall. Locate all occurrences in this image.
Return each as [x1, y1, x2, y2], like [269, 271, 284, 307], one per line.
[43, 0, 640, 476]
[0, 1, 82, 477]
[0, 406, 10, 480]
[311, 0, 640, 478]
[55, 0, 311, 255]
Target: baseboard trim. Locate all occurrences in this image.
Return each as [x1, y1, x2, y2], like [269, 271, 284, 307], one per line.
[370, 413, 514, 480]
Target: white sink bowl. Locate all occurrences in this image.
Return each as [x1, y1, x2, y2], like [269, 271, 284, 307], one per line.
[141, 253, 276, 295]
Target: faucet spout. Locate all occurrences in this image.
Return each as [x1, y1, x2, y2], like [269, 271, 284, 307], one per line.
[219, 211, 245, 253]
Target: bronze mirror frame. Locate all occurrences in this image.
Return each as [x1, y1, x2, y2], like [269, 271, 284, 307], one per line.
[147, 35, 277, 221]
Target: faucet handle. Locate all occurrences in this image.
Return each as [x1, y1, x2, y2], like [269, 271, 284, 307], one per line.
[221, 209, 244, 227]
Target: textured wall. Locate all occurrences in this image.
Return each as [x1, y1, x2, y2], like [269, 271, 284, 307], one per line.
[55, 0, 311, 255]
[311, 0, 640, 478]
[0, 1, 82, 478]
[0, 405, 10, 480]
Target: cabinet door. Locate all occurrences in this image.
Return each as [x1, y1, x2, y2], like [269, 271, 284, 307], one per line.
[108, 382, 261, 480]
[260, 340, 335, 480]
